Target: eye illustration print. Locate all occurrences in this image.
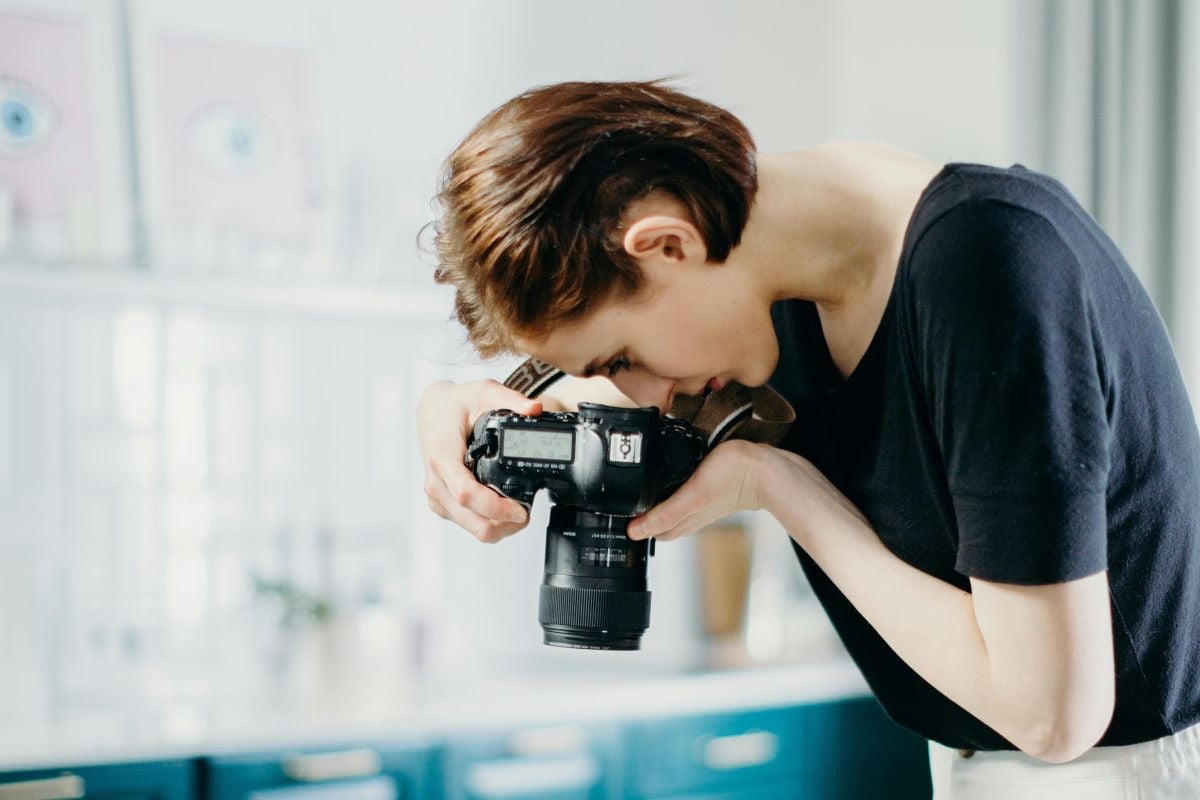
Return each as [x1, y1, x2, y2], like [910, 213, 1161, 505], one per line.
[153, 34, 314, 238]
[0, 76, 59, 159]
[186, 103, 279, 181]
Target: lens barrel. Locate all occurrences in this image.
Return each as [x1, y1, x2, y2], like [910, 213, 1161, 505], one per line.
[538, 505, 652, 650]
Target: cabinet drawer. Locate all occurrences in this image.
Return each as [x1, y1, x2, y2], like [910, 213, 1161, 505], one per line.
[442, 722, 622, 800]
[204, 740, 441, 800]
[624, 706, 806, 797]
[0, 759, 196, 800]
[639, 777, 822, 800]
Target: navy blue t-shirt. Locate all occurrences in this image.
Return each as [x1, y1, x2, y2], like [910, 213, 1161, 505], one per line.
[767, 163, 1200, 750]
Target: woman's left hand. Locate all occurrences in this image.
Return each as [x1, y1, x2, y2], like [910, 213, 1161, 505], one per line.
[627, 439, 768, 541]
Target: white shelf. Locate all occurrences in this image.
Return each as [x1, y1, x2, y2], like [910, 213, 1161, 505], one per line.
[0, 264, 455, 320]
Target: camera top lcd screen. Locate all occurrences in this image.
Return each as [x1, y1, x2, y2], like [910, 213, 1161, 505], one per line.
[501, 428, 575, 462]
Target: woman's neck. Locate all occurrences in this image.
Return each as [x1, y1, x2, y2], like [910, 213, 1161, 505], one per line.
[738, 142, 942, 314]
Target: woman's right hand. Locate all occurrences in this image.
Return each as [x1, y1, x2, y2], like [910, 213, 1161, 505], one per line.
[418, 379, 544, 543]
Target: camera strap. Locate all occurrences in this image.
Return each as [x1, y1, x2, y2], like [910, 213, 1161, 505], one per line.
[501, 358, 795, 449]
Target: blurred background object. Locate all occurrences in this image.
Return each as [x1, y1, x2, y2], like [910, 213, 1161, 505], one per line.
[0, 0, 1196, 758]
[0, 0, 133, 262]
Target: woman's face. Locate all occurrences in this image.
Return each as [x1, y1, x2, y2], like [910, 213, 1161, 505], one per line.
[519, 259, 781, 413]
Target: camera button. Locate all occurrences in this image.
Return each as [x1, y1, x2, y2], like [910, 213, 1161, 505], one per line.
[608, 430, 643, 464]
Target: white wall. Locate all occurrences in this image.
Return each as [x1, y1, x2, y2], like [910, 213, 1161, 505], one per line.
[826, 1, 1021, 163]
[306, 0, 1026, 294]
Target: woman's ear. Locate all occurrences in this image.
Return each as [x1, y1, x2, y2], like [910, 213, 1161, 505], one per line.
[622, 215, 707, 265]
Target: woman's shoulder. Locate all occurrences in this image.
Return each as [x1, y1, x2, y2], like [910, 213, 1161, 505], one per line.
[902, 163, 1103, 281]
[915, 162, 1083, 230]
[891, 163, 1120, 347]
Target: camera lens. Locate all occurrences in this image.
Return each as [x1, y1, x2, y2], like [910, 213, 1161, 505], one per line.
[538, 505, 652, 650]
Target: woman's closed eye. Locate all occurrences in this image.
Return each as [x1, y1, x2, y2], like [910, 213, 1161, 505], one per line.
[606, 355, 630, 377]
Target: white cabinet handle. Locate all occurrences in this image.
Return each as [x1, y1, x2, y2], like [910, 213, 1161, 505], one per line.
[0, 775, 85, 800]
[281, 748, 382, 782]
[701, 730, 780, 770]
[506, 724, 588, 757]
[465, 754, 600, 797]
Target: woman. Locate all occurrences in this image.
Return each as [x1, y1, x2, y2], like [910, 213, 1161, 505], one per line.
[418, 80, 1200, 796]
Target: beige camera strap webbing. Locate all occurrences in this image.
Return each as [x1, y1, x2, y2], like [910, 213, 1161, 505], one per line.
[502, 358, 795, 449]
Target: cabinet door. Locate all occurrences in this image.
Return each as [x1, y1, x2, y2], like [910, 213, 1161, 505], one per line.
[804, 697, 931, 800]
[441, 722, 622, 800]
[638, 777, 819, 800]
[0, 759, 196, 800]
[623, 697, 931, 799]
[204, 740, 441, 800]
[624, 706, 806, 798]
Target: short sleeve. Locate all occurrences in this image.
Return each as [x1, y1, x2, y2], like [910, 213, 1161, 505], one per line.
[908, 200, 1110, 584]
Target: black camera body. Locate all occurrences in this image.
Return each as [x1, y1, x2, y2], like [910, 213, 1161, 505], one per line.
[466, 403, 706, 650]
[467, 403, 706, 515]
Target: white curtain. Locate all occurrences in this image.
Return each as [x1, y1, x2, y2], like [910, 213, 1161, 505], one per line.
[1175, 1, 1200, 407]
[1025, 0, 1199, 406]
[1033, 0, 1182, 315]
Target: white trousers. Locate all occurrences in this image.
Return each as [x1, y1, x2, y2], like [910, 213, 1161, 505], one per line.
[928, 723, 1200, 799]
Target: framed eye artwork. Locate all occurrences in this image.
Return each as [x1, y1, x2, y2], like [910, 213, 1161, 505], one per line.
[125, 0, 331, 278]
[0, 0, 133, 265]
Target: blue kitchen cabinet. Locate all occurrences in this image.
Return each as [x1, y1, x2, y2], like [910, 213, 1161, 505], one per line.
[622, 696, 930, 799]
[623, 704, 807, 798]
[203, 739, 442, 800]
[0, 693, 930, 799]
[804, 697, 930, 800]
[440, 722, 624, 800]
[0, 758, 196, 800]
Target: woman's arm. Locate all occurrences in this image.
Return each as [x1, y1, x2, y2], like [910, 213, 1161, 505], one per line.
[755, 446, 1116, 763]
[626, 440, 1115, 762]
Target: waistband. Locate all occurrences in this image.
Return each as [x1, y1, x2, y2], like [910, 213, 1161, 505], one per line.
[1107, 721, 1200, 756]
[946, 721, 1200, 763]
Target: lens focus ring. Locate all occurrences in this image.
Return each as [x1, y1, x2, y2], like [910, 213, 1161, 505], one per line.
[538, 585, 651, 632]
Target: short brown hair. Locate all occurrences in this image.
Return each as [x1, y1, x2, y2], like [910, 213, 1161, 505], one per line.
[430, 80, 758, 358]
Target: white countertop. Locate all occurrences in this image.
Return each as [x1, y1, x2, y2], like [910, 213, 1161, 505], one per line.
[0, 659, 868, 771]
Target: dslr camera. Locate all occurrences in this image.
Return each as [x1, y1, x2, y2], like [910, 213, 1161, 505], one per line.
[465, 403, 707, 650]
